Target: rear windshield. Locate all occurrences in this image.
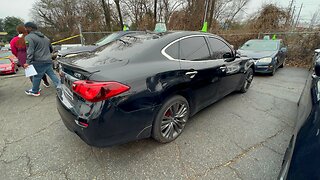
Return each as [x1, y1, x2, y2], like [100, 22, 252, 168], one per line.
[93, 34, 159, 59]
[240, 40, 279, 51]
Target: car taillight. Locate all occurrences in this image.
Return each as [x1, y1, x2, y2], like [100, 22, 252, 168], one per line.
[72, 80, 130, 102]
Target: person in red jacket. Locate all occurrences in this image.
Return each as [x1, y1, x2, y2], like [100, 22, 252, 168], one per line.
[10, 25, 50, 87]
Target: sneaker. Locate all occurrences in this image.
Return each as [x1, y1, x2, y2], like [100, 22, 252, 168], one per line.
[43, 81, 50, 88]
[29, 88, 41, 92]
[25, 90, 40, 97]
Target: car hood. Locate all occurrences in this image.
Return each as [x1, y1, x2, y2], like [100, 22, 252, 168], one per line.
[237, 50, 277, 59]
[58, 45, 98, 57]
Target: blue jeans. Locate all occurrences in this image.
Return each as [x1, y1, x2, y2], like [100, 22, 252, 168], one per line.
[31, 63, 61, 93]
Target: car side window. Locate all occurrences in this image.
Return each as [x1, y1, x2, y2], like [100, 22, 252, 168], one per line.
[208, 37, 233, 60]
[180, 37, 211, 61]
[165, 41, 179, 59]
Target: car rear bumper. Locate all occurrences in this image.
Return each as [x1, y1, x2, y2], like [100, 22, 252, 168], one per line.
[57, 95, 157, 147]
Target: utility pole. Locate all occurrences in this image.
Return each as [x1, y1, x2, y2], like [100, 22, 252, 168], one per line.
[78, 24, 84, 46]
[286, 0, 295, 26]
[294, 3, 303, 28]
[203, 0, 209, 24]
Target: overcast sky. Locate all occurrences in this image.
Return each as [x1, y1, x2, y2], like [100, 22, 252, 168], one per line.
[0, 0, 319, 23]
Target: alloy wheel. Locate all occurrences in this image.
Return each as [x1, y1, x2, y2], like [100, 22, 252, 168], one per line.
[160, 102, 188, 139]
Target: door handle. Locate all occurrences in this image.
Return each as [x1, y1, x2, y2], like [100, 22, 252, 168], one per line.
[185, 71, 198, 78]
[220, 66, 227, 72]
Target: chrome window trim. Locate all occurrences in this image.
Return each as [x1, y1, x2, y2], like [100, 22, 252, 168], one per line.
[161, 34, 229, 63]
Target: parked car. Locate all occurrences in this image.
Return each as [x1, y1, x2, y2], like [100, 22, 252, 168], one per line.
[0, 50, 19, 65]
[278, 49, 320, 179]
[0, 52, 18, 74]
[238, 39, 287, 75]
[57, 31, 142, 58]
[57, 31, 254, 147]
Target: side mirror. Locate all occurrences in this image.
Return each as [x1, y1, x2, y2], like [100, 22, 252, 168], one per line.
[315, 60, 320, 77]
[223, 52, 236, 62]
[280, 47, 287, 53]
[223, 52, 233, 59]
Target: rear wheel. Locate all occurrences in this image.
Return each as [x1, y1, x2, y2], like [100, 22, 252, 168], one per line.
[239, 68, 253, 93]
[152, 95, 190, 143]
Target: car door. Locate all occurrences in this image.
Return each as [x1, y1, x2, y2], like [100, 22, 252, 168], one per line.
[207, 37, 243, 98]
[177, 35, 226, 110]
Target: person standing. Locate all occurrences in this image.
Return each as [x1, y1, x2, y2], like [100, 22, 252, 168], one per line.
[23, 22, 61, 96]
[10, 25, 50, 87]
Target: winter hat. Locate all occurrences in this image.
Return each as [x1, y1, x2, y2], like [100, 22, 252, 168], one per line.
[24, 22, 38, 30]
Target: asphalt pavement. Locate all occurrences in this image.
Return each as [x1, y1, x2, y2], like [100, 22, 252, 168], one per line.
[0, 67, 309, 180]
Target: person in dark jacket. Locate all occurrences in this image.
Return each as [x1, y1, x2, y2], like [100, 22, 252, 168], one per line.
[23, 22, 60, 96]
[10, 25, 50, 87]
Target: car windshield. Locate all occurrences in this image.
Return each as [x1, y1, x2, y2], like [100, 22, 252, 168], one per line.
[0, 59, 11, 64]
[0, 51, 12, 58]
[95, 33, 119, 46]
[240, 40, 278, 51]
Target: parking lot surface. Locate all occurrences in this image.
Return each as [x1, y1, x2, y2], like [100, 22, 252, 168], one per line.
[0, 67, 309, 180]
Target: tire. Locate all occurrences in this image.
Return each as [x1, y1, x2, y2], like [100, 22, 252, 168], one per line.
[279, 59, 285, 68]
[270, 66, 276, 76]
[239, 68, 253, 93]
[152, 95, 190, 143]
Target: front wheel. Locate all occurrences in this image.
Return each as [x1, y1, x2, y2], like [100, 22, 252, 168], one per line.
[239, 68, 253, 93]
[270, 66, 276, 76]
[279, 59, 285, 68]
[152, 95, 190, 143]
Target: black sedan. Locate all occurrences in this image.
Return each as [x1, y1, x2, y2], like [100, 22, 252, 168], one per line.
[238, 39, 287, 75]
[57, 31, 254, 147]
[278, 49, 320, 179]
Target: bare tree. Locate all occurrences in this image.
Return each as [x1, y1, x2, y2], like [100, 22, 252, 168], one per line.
[114, 0, 124, 29]
[162, 0, 185, 24]
[309, 8, 320, 29]
[154, 0, 157, 25]
[101, 0, 112, 31]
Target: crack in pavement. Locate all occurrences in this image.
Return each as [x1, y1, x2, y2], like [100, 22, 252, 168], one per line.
[0, 140, 9, 160]
[6, 119, 61, 145]
[227, 165, 244, 180]
[0, 154, 30, 166]
[25, 153, 32, 178]
[25, 153, 92, 180]
[263, 144, 285, 156]
[232, 141, 245, 151]
[173, 142, 190, 179]
[193, 127, 286, 178]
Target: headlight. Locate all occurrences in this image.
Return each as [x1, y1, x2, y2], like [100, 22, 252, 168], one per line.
[65, 54, 78, 58]
[258, 57, 272, 63]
